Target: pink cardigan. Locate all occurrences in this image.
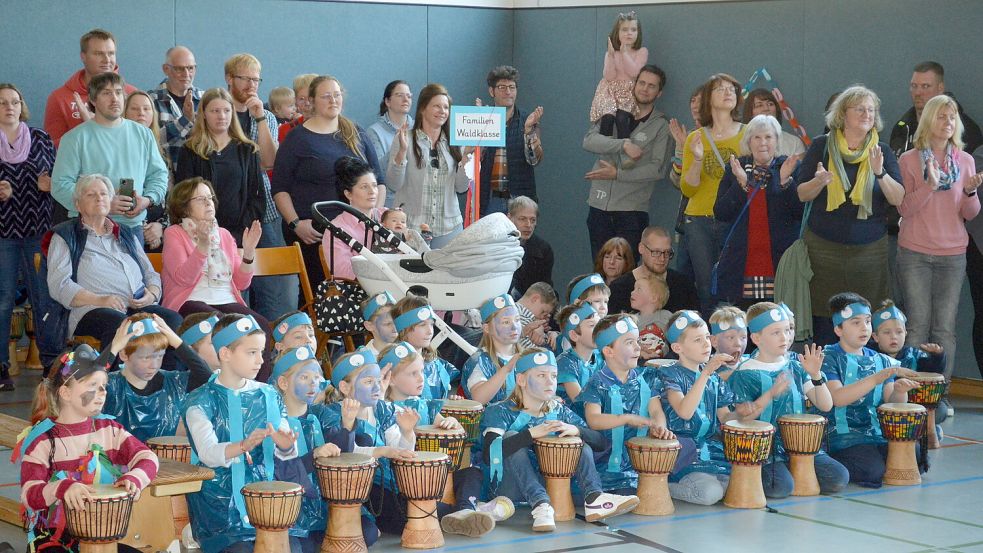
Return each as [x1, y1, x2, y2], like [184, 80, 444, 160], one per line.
[161, 224, 254, 311]
[320, 208, 382, 280]
[898, 149, 981, 256]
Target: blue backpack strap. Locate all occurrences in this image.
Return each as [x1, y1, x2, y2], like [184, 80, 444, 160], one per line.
[226, 388, 251, 528]
[288, 417, 308, 457]
[261, 387, 279, 480]
[489, 411, 532, 483]
[607, 385, 626, 473]
[307, 414, 325, 448]
[505, 366, 516, 398]
[636, 376, 652, 439]
[788, 364, 804, 415]
[835, 356, 859, 435]
[870, 356, 885, 437]
[438, 364, 451, 398]
[758, 371, 775, 422]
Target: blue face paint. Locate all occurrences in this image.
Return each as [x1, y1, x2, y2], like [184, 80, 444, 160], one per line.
[290, 362, 321, 406]
[492, 306, 521, 344]
[353, 364, 382, 406]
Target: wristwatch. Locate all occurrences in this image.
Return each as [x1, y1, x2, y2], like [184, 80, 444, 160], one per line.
[288, 218, 301, 230]
[811, 375, 827, 386]
[874, 169, 887, 179]
[252, 114, 266, 122]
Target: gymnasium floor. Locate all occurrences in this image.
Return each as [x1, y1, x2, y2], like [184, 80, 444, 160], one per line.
[1, 369, 982, 553]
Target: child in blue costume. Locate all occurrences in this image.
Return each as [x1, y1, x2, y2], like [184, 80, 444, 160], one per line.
[382, 342, 515, 532]
[103, 314, 213, 442]
[661, 310, 741, 506]
[463, 294, 522, 405]
[708, 306, 748, 381]
[555, 303, 603, 416]
[362, 292, 398, 356]
[183, 314, 300, 553]
[390, 294, 459, 400]
[272, 311, 318, 355]
[482, 347, 639, 532]
[727, 303, 849, 498]
[580, 315, 686, 495]
[565, 273, 610, 317]
[821, 293, 922, 488]
[322, 350, 497, 539]
[176, 312, 221, 372]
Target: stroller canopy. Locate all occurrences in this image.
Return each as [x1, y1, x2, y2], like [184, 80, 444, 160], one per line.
[421, 213, 524, 279]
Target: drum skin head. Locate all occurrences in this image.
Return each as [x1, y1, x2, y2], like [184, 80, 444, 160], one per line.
[243, 481, 303, 494]
[628, 437, 681, 449]
[86, 483, 132, 500]
[415, 424, 467, 439]
[778, 414, 825, 424]
[147, 436, 191, 447]
[407, 451, 449, 463]
[316, 452, 376, 467]
[535, 436, 583, 446]
[724, 420, 774, 432]
[878, 402, 927, 414]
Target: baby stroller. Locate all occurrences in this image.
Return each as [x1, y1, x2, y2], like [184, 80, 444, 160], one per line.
[311, 201, 524, 357]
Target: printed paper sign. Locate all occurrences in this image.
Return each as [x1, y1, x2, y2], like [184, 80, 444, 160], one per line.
[450, 106, 506, 147]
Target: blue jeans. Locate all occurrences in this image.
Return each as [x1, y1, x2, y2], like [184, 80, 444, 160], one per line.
[679, 216, 725, 314]
[0, 235, 56, 370]
[495, 432, 602, 506]
[761, 453, 849, 498]
[896, 247, 965, 379]
[250, 218, 299, 322]
[586, 208, 649, 261]
[830, 444, 889, 488]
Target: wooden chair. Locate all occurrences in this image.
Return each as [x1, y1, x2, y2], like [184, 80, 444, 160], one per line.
[146, 252, 163, 273]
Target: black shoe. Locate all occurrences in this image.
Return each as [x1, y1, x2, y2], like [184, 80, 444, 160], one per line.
[0, 378, 15, 392]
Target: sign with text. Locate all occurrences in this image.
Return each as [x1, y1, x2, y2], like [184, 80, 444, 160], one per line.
[450, 106, 506, 147]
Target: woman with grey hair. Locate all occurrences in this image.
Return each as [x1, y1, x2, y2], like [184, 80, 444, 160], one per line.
[713, 114, 803, 306]
[795, 85, 905, 343]
[46, 174, 183, 369]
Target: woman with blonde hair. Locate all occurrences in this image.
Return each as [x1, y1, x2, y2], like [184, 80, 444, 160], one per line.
[125, 90, 171, 251]
[175, 87, 265, 243]
[795, 85, 906, 343]
[897, 94, 982, 382]
[272, 75, 384, 282]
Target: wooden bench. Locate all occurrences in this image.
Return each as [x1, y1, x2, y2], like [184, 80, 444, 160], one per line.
[0, 414, 30, 526]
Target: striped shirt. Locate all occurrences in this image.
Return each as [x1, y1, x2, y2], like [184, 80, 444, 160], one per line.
[147, 83, 204, 169]
[20, 417, 159, 511]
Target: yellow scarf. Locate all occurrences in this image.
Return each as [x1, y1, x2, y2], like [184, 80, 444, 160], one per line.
[825, 128, 878, 219]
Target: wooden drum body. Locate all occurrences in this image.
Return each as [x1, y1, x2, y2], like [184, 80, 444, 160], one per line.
[415, 425, 467, 504]
[626, 437, 680, 516]
[145, 436, 195, 541]
[877, 403, 927, 486]
[65, 484, 134, 553]
[908, 373, 947, 449]
[8, 307, 25, 375]
[241, 481, 304, 553]
[391, 452, 450, 549]
[777, 414, 826, 496]
[315, 453, 377, 553]
[722, 420, 774, 509]
[533, 436, 583, 522]
[24, 304, 41, 370]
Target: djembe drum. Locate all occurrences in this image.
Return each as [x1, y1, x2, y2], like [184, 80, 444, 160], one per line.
[65, 484, 135, 553]
[533, 436, 583, 522]
[315, 453, 377, 553]
[24, 304, 42, 370]
[877, 403, 927, 486]
[8, 307, 25, 375]
[415, 425, 467, 504]
[241, 481, 304, 553]
[439, 399, 484, 466]
[626, 437, 680, 515]
[907, 372, 947, 449]
[722, 420, 774, 509]
[391, 451, 450, 549]
[777, 414, 827, 496]
[146, 436, 192, 463]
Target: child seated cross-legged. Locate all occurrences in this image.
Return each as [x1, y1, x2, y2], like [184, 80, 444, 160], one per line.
[463, 294, 523, 405]
[177, 312, 222, 372]
[579, 315, 691, 496]
[323, 351, 498, 539]
[660, 310, 742, 505]
[103, 314, 214, 442]
[555, 303, 602, 416]
[390, 294, 460, 400]
[381, 342, 515, 532]
[183, 314, 300, 553]
[361, 292, 398, 356]
[821, 293, 922, 488]
[482, 347, 639, 532]
[708, 305, 749, 381]
[17, 344, 159, 553]
[727, 303, 849, 498]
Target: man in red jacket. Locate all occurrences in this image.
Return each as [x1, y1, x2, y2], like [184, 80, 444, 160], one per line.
[44, 28, 137, 146]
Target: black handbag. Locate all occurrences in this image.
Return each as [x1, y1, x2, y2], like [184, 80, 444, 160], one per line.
[314, 278, 368, 335]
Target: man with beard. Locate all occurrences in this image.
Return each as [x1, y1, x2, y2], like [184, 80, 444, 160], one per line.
[51, 72, 168, 243]
[583, 64, 673, 259]
[607, 226, 698, 315]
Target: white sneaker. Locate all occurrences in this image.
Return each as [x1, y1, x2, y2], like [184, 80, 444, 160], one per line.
[477, 496, 515, 522]
[584, 493, 640, 522]
[947, 406, 955, 417]
[440, 509, 495, 538]
[531, 502, 555, 532]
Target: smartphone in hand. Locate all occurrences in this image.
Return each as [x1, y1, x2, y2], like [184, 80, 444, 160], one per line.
[118, 178, 135, 198]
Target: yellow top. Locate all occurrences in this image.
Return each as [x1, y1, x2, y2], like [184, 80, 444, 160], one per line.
[680, 128, 745, 216]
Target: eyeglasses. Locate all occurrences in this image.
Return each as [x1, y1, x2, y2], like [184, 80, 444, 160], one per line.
[166, 64, 197, 73]
[189, 195, 216, 204]
[233, 75, 263, 85]
[391, 92, 413, 101]
[712, 85, 736, 95]
[0, 100, 22, 108]
[848, 106, 878, 116]
[641, 243, 674, 259]
[429, 147, 440, 169]
[495, 84, 517, 92]
[318, 92, 344, 103]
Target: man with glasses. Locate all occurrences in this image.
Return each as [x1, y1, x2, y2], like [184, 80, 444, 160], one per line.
[583, 64, 673, 260]
[223, 53, 298, 321]
[479, 65, 544, 216]
[50, 72, 168, 246]
[149, 46, 203, 170]
[608, 226, 698, 315]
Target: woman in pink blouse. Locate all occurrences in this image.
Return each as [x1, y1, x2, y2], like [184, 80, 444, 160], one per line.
[320, 156, 382, 280]
[897, 95, 983, 380]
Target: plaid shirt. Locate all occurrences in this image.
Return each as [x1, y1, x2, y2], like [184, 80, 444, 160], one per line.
[148, 83, 204, 169]
[243, 110, 280, 223]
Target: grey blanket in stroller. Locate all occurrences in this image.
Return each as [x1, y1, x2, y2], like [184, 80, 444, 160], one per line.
[420, 213, 524, 278]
